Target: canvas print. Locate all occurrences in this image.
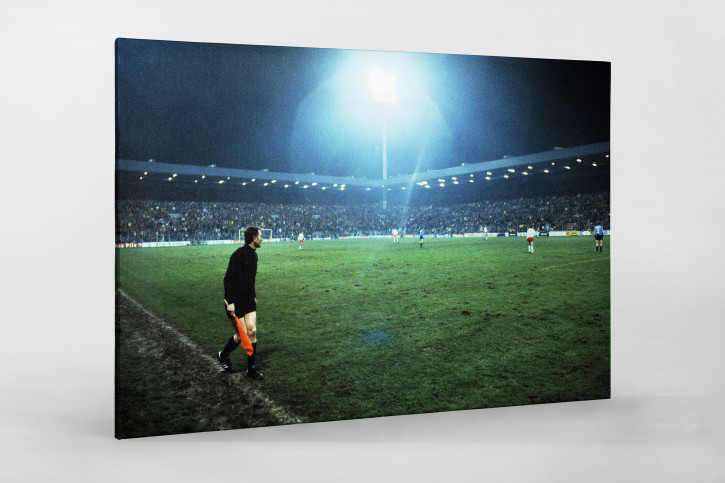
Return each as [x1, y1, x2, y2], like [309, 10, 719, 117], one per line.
[115, 38, 610, 439]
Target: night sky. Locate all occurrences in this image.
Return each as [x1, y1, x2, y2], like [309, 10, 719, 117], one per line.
[116, 38, 610, 179]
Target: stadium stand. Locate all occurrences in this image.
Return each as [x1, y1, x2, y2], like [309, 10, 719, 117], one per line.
[116, 192, 609, 243]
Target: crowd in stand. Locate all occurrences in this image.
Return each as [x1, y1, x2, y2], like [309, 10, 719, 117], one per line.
[115, 192, 610, 243]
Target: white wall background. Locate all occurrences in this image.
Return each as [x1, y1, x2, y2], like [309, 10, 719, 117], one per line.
[1, 1, 723, 481]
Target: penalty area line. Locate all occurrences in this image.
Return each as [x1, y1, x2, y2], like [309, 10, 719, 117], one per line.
[117, 289, 304, 426]
[540, 256, 610, 271]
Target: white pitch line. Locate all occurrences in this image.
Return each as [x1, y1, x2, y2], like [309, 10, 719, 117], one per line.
[118, 289, 303, 425]
[540, 256, 610, 270]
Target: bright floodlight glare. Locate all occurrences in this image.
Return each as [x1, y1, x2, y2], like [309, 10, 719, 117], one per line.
[368, 71, 396, 103]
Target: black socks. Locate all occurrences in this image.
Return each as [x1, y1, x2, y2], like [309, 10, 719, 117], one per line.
[247, 342, 258, 370]
[221, 336, 240, 358]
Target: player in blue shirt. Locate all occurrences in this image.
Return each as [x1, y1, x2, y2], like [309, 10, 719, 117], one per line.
[593, 224, 604, 253]
[419, 229, 424, 248]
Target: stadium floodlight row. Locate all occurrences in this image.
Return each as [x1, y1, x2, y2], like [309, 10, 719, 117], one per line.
[116, 142, 610, 189]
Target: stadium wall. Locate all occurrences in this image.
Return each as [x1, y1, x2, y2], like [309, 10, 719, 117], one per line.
[114, 231, 610, 248]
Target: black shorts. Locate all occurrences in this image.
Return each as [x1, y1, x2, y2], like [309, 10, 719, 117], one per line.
[226, 299, 256, 319]
[228, 301, 255, 330]
[594, 234, 603, 241]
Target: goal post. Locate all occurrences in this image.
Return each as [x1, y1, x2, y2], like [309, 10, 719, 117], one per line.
[238, 227, 273, 241]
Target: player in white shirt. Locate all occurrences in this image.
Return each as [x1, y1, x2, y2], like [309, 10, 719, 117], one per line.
[526, 225, 539, 254]
[298, 232, 304, 250]
[392, 228, 399, 243]
[483, 226, 488, 241]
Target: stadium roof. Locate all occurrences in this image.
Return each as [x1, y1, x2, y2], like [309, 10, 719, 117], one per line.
[117, 141, 609, 189]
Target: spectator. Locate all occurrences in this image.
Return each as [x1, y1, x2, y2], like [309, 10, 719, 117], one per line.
[116, 192, 610, 243]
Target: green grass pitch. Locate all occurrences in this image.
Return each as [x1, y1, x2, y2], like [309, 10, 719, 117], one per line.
[117, 235, 610, 426]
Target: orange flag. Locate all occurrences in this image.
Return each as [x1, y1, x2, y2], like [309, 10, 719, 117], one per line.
[233, 314, 254, 356]
[224, 299, 254, 356]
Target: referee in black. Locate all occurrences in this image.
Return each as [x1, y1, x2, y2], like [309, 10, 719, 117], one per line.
[217, 226, 264, 379]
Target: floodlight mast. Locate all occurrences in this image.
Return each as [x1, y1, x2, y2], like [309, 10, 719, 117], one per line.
[382, 105, 388, 208]
[368, 71, 395, 209]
